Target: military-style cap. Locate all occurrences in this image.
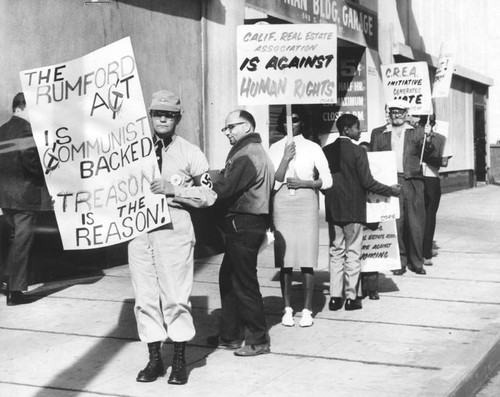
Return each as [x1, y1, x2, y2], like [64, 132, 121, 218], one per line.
[149, 90, 181, 112]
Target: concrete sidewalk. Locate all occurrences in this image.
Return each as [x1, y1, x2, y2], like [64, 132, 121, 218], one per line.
[1, 185, 499, 397]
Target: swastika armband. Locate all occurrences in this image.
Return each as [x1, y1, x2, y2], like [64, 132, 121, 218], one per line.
[193, 172, 213, 188]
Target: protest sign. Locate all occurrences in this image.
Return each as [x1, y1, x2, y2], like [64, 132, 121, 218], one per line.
[365, 151, 399, 223]
[432, 43, 454, 98]
[361, 220, 400, 272]
[237, 24, 337, 105]
[20, 37, 170, 250]
[381, 61, 432, 114]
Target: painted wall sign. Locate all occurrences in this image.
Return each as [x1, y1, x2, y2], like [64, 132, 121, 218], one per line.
[20, 37, 170, 250]
[246, 0, 378, 49]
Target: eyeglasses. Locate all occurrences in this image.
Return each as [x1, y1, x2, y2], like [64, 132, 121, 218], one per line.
[151, 110, 179, 119]
[221, 121, 246, 132]
[389, 109, 406, 116]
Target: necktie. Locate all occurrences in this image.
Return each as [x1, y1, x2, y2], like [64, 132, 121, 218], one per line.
[155, 139, 163, 171]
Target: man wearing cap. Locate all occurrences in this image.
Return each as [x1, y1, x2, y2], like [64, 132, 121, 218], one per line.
[207, 109, 275, 357]
[370, 99, 428, 275]
[128, 90, 216, 385]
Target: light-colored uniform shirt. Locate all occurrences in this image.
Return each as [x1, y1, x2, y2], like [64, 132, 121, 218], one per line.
[268, 134, 333, 191]
[159, 134, 216, 208]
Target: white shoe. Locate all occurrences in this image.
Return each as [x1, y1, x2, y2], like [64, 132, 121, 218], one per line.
[299, 309, 313, 327]
[281, 307, 294, 327]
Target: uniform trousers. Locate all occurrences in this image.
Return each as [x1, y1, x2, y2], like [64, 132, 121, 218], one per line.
[328, 222, 364, 300]
[219, 213, 268, 346]
[423, 176, 441, 259]
[3, 209, 37, 291]
[128, 208, 195, 343]
[397, 176, 425, 270]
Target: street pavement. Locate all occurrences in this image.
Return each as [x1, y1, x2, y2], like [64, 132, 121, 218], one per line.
[1, 184, 499, 397]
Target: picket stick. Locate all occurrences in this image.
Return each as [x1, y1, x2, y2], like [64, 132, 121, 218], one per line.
[286, 104, 296, 195]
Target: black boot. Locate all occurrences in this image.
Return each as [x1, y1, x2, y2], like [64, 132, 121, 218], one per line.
[136, 342, 165, 382]
[168, 342, 187, 385]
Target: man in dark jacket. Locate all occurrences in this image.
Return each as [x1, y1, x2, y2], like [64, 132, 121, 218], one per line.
[370, 99, 428, 275]
[0, 92, 51, 305]
[208, 109, 275, 357]
[323, 114, 400, 311]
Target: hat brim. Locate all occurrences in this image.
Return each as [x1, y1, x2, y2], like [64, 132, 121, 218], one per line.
[149, 104, 181, 112]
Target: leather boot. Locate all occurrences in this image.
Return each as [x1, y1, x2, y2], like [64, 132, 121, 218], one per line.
[168, 342, 187, 385]
[136, 341, 165, 382]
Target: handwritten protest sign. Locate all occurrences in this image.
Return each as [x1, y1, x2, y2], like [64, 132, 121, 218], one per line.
[366, 151, 399, 223]
[361, 220, 400, 272]
[432, 43, 454, 98]
[381, 61, 431, 114]
[237, 24, 337, 105]
[20, 37, 170, 250]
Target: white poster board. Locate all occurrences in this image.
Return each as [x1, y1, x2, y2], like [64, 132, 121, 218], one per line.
[237, 24, 337, 105]
[20, 37, 170, 250]
[432, 45, 454, 98]
[381, 61, 432, 115]
[366, 151, 399, 223]
[361, 220, 401, 272]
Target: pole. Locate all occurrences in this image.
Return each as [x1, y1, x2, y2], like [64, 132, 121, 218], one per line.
[286, 104, 295, 195]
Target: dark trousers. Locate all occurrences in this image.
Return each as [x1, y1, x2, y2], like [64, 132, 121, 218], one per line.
[423, 176, 441, 259]
[219, 214, 268, 345]
[2, 209, 37, 291]
[397, 177, 425, 270]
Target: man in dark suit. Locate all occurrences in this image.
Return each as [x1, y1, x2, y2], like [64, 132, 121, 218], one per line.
[0, 92, 51, 305]
[323, 114, 400, 311]
[370, 99, 429, 276]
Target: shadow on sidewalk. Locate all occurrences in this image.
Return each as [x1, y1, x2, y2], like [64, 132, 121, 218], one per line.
[31, 295, 218, 396]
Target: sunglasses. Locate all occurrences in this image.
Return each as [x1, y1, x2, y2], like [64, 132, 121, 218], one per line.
[151, 110, 179, 119]
[389, 109, 406, 116]
[221, 121, 246, 132]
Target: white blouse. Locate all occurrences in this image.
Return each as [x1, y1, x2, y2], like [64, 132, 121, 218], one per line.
[269, 134, 333, 191]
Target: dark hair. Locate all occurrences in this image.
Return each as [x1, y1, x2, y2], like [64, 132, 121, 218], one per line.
[276, 104, 311, 135]
[336, 114, 359, 135]
[12, 92, 26, 112]
[238, 110, 256, 130]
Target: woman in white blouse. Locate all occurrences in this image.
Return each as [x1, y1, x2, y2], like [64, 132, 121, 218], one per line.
[269, 105, 333, 328]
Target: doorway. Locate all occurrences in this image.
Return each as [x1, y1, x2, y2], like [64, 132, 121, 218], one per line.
[473, 104, 487, 183]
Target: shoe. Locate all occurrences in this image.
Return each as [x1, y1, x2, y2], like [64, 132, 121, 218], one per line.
[234, 343, 270, 357]
[392, 268, 406, 276]
[299, 309, 313, 327]
[424, 258, 433, 266]
[168, 342, 187, 385]
[136, 342, 165, 382]
[328, 297, 343, 311]
[368, 291, 379, 300]
[412, 267, 427, 275]
[281, 307, 294, 327]
[344, 298, 362, 311]
[6, 291, 29, 306]
[206, 335, 243, 350]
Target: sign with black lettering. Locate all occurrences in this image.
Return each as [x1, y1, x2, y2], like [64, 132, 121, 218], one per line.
[381, 61, 432, 115]
[311, 47, 367, 133]
[20, 37, 170, 250]
[361, 220, 400, 272]
[237, 24, 337, 105]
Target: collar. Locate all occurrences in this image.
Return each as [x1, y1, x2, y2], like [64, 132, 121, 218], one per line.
[226, 132, 262, 159]
[383, 122, 414, 134]
[154, 134, 176, 148]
